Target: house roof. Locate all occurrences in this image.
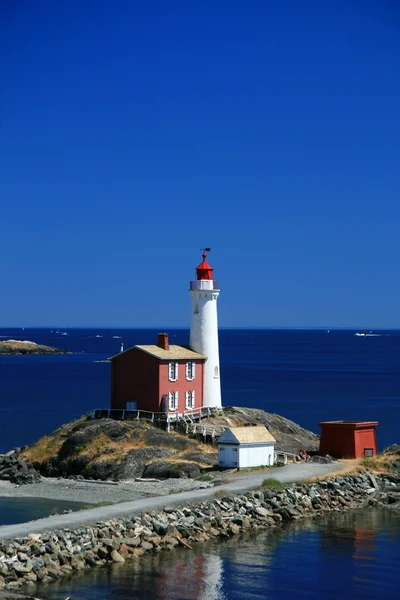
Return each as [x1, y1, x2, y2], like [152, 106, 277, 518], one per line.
[132, 344, 205, 360]
[219, 426, 276, 445]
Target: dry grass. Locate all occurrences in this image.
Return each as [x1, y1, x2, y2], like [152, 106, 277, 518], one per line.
[303, 454, 397, 483]
[360, 453, 397, 474]
[21, 434, 64, 463]
[21, 414, 218, 472]
[302, 459, 362, 483]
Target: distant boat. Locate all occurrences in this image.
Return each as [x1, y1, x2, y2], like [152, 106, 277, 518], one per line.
[95, 335, 103, 338]
[355, 330, 380, 337]
[61, 332, 68, 336]
[113, 336, 122, 339]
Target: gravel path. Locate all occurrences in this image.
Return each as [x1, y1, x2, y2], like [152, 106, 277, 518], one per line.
[0, 477, 212, 505]
[0, 462, 344, 540]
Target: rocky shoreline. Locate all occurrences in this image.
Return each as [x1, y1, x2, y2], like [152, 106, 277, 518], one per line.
[0, 472, 399, 597]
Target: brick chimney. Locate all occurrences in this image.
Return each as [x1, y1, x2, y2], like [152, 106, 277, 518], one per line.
[157, 333, 169, 351]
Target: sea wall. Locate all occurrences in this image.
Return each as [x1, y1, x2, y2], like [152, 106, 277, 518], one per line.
[1, 472, 400, 594]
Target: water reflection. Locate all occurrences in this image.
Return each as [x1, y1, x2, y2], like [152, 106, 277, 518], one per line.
[37, 509, 400, 600]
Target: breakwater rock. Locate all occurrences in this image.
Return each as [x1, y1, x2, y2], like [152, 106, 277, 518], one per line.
[1, 472, 399, 594]
[0, 452, 41, 486]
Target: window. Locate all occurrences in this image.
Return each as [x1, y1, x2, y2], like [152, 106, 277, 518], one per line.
[364, 448, 374, 457]
[214, 366, 219, 379]
[185, 390, 195, 409]
[168, 362, 178, 381]
[186, 362, 195, 380]
[168, 391, 178, 411]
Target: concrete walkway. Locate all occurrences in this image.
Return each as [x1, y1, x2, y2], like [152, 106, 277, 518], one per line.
[0, 462, 343, 540]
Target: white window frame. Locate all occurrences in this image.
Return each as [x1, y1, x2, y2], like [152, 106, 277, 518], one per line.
[168, 391, 178, 411]
[168, 362, 179, 382]
[185, 362, 195, 381]
[185, 390, 195, 410]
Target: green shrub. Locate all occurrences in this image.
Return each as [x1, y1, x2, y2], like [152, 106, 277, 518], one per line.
[261, 478, 285, 491]
[196, 474, 214, 481]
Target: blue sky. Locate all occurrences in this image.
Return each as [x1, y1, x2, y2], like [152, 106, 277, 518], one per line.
[1, 0, 399, 328]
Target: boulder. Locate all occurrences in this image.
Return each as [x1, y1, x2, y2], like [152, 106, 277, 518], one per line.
[143, 460, 201, 479]
[83, 446, 175, 480]
[382, 444, 400, 455]
[180, 452, 217, 466]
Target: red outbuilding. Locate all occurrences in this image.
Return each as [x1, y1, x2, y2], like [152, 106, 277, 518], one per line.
[318, 420, 378, 459]
[110, 333, 206, 415]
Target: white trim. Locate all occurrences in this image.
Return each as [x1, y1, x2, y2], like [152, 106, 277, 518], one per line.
[168, 391, 178, 411]
[185, 390, 195, 410]
[185, 361, 196, 381]
[168, 362, 178, 382]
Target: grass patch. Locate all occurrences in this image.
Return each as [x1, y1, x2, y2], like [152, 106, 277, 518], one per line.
[261, 478, 286, 491]
[361, 454, 396, 473]
[196, 474, 214, 482]
[214, 488, 229, 498]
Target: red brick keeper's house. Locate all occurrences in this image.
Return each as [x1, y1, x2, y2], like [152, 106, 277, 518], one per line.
[110, 333, 206, 416]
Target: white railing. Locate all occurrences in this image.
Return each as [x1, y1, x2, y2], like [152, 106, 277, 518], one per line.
[275, 450, 302, 464]
[92, 405, 224, 424]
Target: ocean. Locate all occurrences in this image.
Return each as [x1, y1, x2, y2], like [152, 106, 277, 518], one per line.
[0, 327, 399, 598]
[19, 510, 400, 600]
[0, 327, 399, 453]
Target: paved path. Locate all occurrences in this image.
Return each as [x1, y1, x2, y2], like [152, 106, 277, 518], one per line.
[0, 462, 343, 540]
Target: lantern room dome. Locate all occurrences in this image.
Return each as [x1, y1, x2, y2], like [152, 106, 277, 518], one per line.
[196, 252, 213, 280]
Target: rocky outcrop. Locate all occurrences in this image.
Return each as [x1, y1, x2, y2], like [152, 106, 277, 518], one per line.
[143, 460, 202, 479]
[24, 418, 218, 482]
[20, 408, 323, 484]
[0, 472, 399, 594]
[0, 341, 69, 355]
[198, 406, 320, 454]
[0, 452, 41, 485]
[382, 444, 400, 455]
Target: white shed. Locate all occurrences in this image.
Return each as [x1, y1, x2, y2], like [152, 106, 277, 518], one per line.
[217, 426, 276, 469]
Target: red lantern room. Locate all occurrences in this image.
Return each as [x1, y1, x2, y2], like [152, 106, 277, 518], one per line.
[196, 248, 213, 280]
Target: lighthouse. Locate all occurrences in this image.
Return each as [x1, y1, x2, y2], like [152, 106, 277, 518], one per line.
[189, 249, 222, 408]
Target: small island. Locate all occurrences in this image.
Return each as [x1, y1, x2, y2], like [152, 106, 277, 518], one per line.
[0, 339, 70, 355]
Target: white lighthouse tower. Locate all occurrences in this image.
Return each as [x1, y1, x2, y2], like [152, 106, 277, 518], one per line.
[189, 249, 222, 408]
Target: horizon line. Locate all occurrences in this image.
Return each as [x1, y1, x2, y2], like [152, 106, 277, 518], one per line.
[1, 325, 400, 331]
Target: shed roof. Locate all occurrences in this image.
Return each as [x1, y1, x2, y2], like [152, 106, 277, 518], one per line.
[318, 420, 378, 428]
[134, 344, 205, 360]
[219, 426, 276, 445]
